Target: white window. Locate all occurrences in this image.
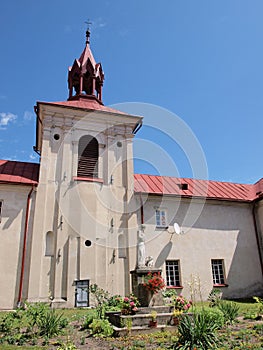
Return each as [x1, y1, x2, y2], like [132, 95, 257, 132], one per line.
[155, 209, 167, 227]
[211, 259, 226, 285]
[166, 260, 181, 287]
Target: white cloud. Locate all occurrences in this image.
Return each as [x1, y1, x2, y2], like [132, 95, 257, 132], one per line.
[24, 110, 34, 121]
[0, 112, 17, 129]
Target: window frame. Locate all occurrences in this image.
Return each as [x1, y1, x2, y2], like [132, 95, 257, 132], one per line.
[155, 208, 167, 228]
[165, 260, 182, 288]
[211, 259, 227, 286]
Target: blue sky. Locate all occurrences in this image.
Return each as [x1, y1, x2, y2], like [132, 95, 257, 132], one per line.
[0, 0, 262, 184]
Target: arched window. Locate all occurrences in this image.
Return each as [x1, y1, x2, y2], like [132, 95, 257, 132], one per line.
[77, 135, 99, 178]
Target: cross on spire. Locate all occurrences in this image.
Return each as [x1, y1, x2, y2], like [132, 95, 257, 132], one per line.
[85, 19, 92, 44]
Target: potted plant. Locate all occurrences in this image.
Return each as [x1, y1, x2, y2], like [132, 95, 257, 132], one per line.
[171, 294, 192, 325]
[121, 294, 140, 315]
[143, 272, 166, 294]
[172, 294, 192, 312]
[149, 310, 158, 328]
[172, 309, 183, 325]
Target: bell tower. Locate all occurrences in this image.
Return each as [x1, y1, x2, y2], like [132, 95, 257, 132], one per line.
[68, 28, 104, 102]
[28, 29, 143, 308]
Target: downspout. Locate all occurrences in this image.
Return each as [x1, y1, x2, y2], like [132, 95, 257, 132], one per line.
[252, 198, 263, 277]
[140, 192, 144, 226]
[17, 185, 35, 307]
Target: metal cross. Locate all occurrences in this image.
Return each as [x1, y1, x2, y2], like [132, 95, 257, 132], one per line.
[85, 19, 92, 31]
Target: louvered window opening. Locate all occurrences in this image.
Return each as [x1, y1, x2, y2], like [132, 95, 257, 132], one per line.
[78, 136, 99, 178]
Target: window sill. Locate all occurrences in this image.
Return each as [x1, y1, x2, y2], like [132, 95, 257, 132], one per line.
[213, 284, 228, 287]
[73, 176, 103, 184]
[166, 286, 183, 289]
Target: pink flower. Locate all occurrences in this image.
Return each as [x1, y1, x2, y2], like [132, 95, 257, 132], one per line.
[130, 301, 135, 307]
[124, 297, 129, 302]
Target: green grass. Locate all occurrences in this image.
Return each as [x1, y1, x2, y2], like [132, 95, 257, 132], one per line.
[189, 299, 260, 316]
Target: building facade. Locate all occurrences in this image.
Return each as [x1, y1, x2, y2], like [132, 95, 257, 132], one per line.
[0, 30, 262, 309]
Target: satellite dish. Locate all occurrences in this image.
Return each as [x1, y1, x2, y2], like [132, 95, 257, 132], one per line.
[173, 223, 181, 235]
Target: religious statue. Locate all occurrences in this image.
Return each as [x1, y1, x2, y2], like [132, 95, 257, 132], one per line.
[137, 229, 146, 268]
[145, 256, 154, 267]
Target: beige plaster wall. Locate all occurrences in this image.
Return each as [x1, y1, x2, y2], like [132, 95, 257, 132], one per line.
[27, 105, 141, 307]
[136, 195, 263, 300]
[0, 185, 36, 309]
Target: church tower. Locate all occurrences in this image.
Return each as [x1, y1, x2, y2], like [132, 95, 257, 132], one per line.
[27, 30, 143, 307]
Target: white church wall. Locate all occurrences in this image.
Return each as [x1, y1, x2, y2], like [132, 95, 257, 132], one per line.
[0, 185, 36, 309]
[139, 195, 263, 300]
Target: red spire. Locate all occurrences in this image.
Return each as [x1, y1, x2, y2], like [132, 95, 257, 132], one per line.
[67, 29, 104, 104]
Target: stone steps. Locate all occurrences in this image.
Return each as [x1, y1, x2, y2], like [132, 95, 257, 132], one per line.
[106, 308, 177, 328]
[112, 324, 178, 337]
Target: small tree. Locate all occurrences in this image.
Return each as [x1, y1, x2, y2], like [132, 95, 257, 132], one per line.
[89, 284, 110, 319]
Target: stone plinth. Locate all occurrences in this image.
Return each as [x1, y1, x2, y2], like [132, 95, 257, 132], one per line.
[130, 268, 164, 307]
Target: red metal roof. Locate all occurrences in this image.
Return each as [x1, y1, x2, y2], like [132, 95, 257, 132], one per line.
[0, 160, 39, 185]
[40, 96, 126, 115]
[134, 174, 258, 202]
[0, 158, 261, 202]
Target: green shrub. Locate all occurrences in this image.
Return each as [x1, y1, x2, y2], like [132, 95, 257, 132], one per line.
[201, 307, 225, 328]
[89, 318, 114, 337]
[174, 311, 219, 349]
[218, 301, 239, 324]
[207, 288, 222, 307]
[57, 340, 77, 350]
[82, 310, 97, 329]
[89, 284, 110, 319]
[37, 309, 68, 338]
[24, 302, 50, 330]
[0, 310, 23, 334]
[106, 294, 123, 310]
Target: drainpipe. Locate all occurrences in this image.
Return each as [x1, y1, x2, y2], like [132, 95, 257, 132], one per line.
[252, 199, 263, 277]
[17, 185, 35, 307]
[140, 192, 144, 225]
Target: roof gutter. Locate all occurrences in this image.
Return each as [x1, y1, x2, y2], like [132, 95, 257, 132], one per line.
[132, 121, 142, 135]
[17, 185, 36, 307]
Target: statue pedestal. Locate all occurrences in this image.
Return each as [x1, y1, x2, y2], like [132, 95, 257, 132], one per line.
[130, 268, 164, 307]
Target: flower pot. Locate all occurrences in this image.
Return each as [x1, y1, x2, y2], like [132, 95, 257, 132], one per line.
[121, 309, 130, 315]
[149, 320, 157, 328]
[172, 316, 180, 325]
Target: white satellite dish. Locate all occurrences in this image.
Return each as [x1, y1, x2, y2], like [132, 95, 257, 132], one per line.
[173, 223, 181, 235]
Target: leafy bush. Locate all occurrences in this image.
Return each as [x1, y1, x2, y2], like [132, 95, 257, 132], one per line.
[218, 301, 239, 324]
[57, 340, 77, 349]
[0, 310, 23, 335]
[37, 309, 68, 338]
[106, 294, 123, 310]
[174, 311, 219, 349]
[201, 307, 225, 328]
[82, 310, 97, 330]
[89, 318, 114, 337]
[89, 284, 110, 319]
[208, 288, 222, 307]
[24, 302, 50, 330]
